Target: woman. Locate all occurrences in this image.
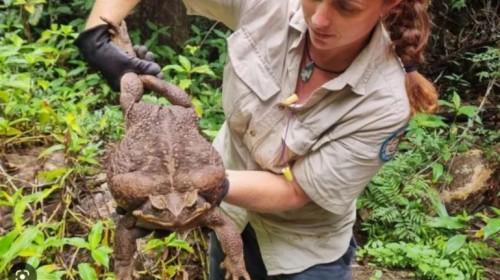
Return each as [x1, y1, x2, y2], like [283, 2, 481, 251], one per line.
[75, 0, 438, 279]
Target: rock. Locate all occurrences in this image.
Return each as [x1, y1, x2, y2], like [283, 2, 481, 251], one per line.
[440, 149, 498, 215]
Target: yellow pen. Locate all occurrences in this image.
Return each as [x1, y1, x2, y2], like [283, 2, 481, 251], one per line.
[282, 166, 294, 182]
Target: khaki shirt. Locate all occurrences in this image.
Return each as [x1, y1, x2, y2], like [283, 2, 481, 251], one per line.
[184, 0, 410, 275]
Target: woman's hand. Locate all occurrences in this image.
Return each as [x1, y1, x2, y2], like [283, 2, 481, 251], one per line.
[74, 24, 162, 91]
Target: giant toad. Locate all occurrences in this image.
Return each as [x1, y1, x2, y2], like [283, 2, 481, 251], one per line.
[103, 19, 249, 280]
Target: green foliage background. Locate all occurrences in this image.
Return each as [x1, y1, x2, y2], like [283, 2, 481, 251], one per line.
[0, 0, 498, 279]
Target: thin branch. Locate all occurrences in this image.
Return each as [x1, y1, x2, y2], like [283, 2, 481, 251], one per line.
[417, 78, 497, 178]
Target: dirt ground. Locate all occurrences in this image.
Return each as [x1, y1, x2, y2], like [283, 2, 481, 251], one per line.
[353, 264, 421, 280]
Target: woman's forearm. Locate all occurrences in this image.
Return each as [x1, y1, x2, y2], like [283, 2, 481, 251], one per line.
[224, 170, 311, 213]
[85, 0, 141, 29]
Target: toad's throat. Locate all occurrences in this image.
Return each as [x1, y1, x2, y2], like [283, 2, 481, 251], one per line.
[133, 202, 211, 229]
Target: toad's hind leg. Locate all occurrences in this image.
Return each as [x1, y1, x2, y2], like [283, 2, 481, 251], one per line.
[201, 208, 250, 280]
[114, 214, 151, 280]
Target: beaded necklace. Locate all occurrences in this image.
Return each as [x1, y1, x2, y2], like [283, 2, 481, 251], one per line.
[300, 32, 346, 82]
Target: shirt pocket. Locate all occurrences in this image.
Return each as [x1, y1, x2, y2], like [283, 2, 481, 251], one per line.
[223, 27, 281, 138]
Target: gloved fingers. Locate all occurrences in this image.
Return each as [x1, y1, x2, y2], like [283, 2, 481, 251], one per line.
[133, 45, 156, 61]
[132, 45, 161, 78]
[144, 51, 155, 62]
[129, 56, 162, 75]
[137, 45, 148, 59]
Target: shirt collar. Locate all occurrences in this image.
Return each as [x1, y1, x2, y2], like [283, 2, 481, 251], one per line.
[289, 2, 307, 33]
[289, 6, 395, 96]
[326, 22, 394, 95]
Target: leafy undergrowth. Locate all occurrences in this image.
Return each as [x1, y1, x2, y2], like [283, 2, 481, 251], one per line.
[1, 1, 499, 280]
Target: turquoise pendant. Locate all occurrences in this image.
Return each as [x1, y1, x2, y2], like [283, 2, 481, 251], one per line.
[300, 61, 314, 82]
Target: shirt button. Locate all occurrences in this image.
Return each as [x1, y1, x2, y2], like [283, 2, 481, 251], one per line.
[250, 130, 256, 137]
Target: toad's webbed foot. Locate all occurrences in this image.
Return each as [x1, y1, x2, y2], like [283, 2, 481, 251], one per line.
[220, 257, 251, 280]
[201, 209, 249, 280]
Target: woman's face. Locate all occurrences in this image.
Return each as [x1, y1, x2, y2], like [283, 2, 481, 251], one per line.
[301, 0, 401, 51]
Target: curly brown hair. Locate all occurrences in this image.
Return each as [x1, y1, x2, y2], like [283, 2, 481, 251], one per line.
[384, 0, 439, 116]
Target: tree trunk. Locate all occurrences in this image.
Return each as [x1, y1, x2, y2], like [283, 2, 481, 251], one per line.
[128, 0, 191, 49]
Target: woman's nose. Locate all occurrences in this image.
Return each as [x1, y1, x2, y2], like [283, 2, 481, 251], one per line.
[311, 6, 331, 29]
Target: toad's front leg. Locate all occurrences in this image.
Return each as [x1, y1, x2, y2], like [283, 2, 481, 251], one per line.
[114, 214, 151, 280]
[201, 208, 250, 280]
[120, 72, 144, 112]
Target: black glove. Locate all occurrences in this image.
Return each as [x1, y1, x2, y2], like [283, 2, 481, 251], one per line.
[221, 177, 230, 202]
[74, 24, 162, 91]
[214, 178, 230, 206]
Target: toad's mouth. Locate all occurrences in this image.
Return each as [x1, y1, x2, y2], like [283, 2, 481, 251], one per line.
[133, 200, 211, 229]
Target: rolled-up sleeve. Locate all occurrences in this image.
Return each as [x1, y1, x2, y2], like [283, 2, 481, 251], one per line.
[182, 0, 256, 30]
[293, 116, 408, 215]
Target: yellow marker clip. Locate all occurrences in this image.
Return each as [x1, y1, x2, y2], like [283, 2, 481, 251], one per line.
[282, 166, 294, 182]
[281, 93, 299, 106]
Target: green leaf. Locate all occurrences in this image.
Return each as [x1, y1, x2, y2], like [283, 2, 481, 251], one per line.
[192, 65, 215, 76]
[202, 129, 218, 139]
[433, 198, 449, 218]
[3, 77, 31, 93]
[27, 256, 40, 269]
[191, 97, 203, 117]
[13, 199, 28, 230]
[483, 218, 500, 240]
[452, 92, 461, 109]
[186, 45, 199, 55]
[167, 239, 193, 253]
[144, 239, 165, 251]
[77, 156, 100, 165]
[28, 3, 43, 25]
[88, 222, 103, 250]
[0, 127, 22, 136]
[65, 237, 89, 249]
[179, 79, 192, 90]
[61, 25, 73, 35]
[427, 216, 467, 229]
[78, 263, 98, 280]
[65, 113, 82, 134]
[178, 55, 191, 72]
[44, 236, 65, 248]
[38, 144, 65, 158]
[37, 266, 62, 280]
[164, 232, 177, 244]
[37, 167, 67, 181]
[431, 163, 444, 183]
[438, 100, 454, 108]
[445, 234, 466, 255]
[18, 246, 42, 257]
[91, 247, 110, 268]
[1, 227, 40, 271]
[0, 229, 20, 255]
[0, 91, 8, 102]
[23, 185, 60, 203]
[457, 105, 477, 118]
[162, 64, 186, 73]
[412, 114, 447, 128]
[441, 149, 452, 161]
